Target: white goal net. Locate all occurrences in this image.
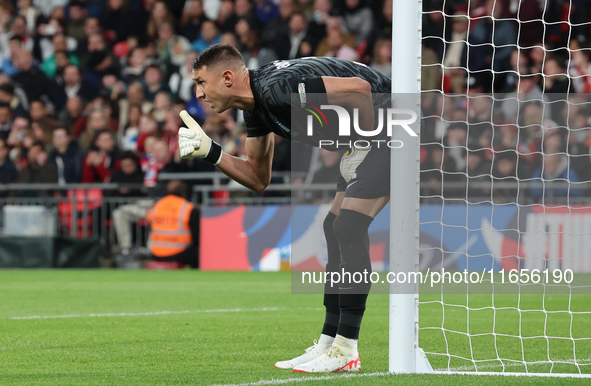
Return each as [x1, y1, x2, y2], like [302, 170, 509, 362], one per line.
[417, 0, 591, 375]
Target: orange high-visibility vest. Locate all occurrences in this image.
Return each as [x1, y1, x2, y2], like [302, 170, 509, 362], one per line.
[147, 195, 194, 257]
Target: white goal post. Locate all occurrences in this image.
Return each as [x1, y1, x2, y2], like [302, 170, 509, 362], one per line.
[390, 0, 591, 378]
[389, 0, 429, 374]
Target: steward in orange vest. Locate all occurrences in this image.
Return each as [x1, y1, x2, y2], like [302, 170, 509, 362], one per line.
[147, 180, 199, 267]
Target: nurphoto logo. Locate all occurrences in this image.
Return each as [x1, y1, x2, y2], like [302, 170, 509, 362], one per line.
[305, 104, 418, 149]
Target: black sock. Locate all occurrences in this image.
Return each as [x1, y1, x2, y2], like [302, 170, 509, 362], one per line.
[321, 311, 339, 337]
[333, 209, 374, 340]
[322, 211, 340, 337]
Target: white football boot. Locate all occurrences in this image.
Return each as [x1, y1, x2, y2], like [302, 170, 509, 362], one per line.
[292, 335, 360, 373]
[274, 334, 334, 369]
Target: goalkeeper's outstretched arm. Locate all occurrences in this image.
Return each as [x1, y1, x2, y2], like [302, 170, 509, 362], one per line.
[178, 109, 275, 192]
[216, 133, 274, 193]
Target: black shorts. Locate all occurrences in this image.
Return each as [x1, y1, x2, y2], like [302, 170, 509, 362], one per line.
[336, 145, 391, 199]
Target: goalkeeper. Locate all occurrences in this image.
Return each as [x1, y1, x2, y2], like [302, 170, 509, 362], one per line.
[179, 44, 391, 373]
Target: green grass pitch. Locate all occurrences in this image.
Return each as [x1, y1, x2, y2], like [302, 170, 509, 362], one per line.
[1, 270, 590, 385]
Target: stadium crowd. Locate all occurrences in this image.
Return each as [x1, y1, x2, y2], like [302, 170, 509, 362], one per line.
[0, 0, 587, 204]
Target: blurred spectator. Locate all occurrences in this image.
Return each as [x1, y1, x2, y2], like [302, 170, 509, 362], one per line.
[57, 95, 84, 130]
[81, 129, 119, 183]
[29, 99, 49, 121]
[263, 0, 295, 60]
[109, 151, 145, 197]
[216, 0, 239, 35]
[338, 0, 373, 45]
[235, 0, 256, 19]
[324, 28, 358, 61]
[530, 152, 583, 203]
[1, 36, 25, 77]
[31, 116, 60, 150]
[141, 139, 170, 187]
[287, 12, 308, 59]
[147, 1, 175, 42]
[191, 19, 221, 52]
[491, 150, 519, 203]
[370, 0, 392, 43]
[312, 148, 340, 183]
[1, 15, 33, 56]
[11, 140, 58, 197]
[499, 48, 529, 93]
[0, 82, 27, 117]
[74, 16, 101, 58]
[143, 64, 169, 102]
[153, 90, 172, 124]
[135, 112, 159, 153]
[79, 108, 112, 152]
[463, 0, 516, 90]
[569, 46, 591, 93]
[119, 104, 141, 151]
[160, 109, 181, 154]
[422, 6, 447, 62]
[305, 0, 334, 50]
[48, 126, 83, 184]
[0, 137, 16, 196]
[41, 33, 80, 78]
[441, 11, 468, 94]
[238, 19, 278, 68]
[83, 33, 119, 92]
[36, 8, 74, 57]
[169, 50, 198, 101]
[420, 143, 458, 198]
[157, 21, 191, 68]
[501, 71, 547, 123]
[254, 0, 279, 25]
[101, 0, 136, 43]
[370, 38, 391, 77]
[121, 47, 149, 85]
[12, 49, 50, 103]
[463, 144, 492, 200]
[181, 0, 208, 41]
[544, 56, 571, 125]
[33, 0, 68, 18]
[18, 0, 42, 37]
[50, 64, 95, 112]
[314, 17, 355, 57]
[444, 121, 468, 171]
[6, 116, 30, 159]
[67, 0, 88, 45]
[0, 101, 11, 140]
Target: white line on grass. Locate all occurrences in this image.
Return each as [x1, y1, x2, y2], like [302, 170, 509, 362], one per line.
[211, 372, 392, 386]
[5, 307, 324, 320]
[214, 368, 591, 386]
[6, 307, 284, 320]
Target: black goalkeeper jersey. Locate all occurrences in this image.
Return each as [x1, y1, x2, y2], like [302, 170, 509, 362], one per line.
[244, 57, 392, 147]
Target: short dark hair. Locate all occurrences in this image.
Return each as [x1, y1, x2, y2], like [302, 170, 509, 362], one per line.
[167, 180, 187, 198]
[53, 125, 70, 135]
[31, 140, 45, 151]
[192, 43, 245, 71]
[119, 150, 140, 165]
[70, 0, 86, 8]
[495, 150, 517, 163]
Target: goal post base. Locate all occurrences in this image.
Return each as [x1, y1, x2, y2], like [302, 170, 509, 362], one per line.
[416, 347, 434, 373]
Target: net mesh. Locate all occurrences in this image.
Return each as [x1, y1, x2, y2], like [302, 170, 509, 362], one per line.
[418, 0, 591, 374]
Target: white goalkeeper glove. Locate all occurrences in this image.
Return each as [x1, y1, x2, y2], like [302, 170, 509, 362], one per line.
[340, 146, 371, 183]
[178, 110, 223, 165]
